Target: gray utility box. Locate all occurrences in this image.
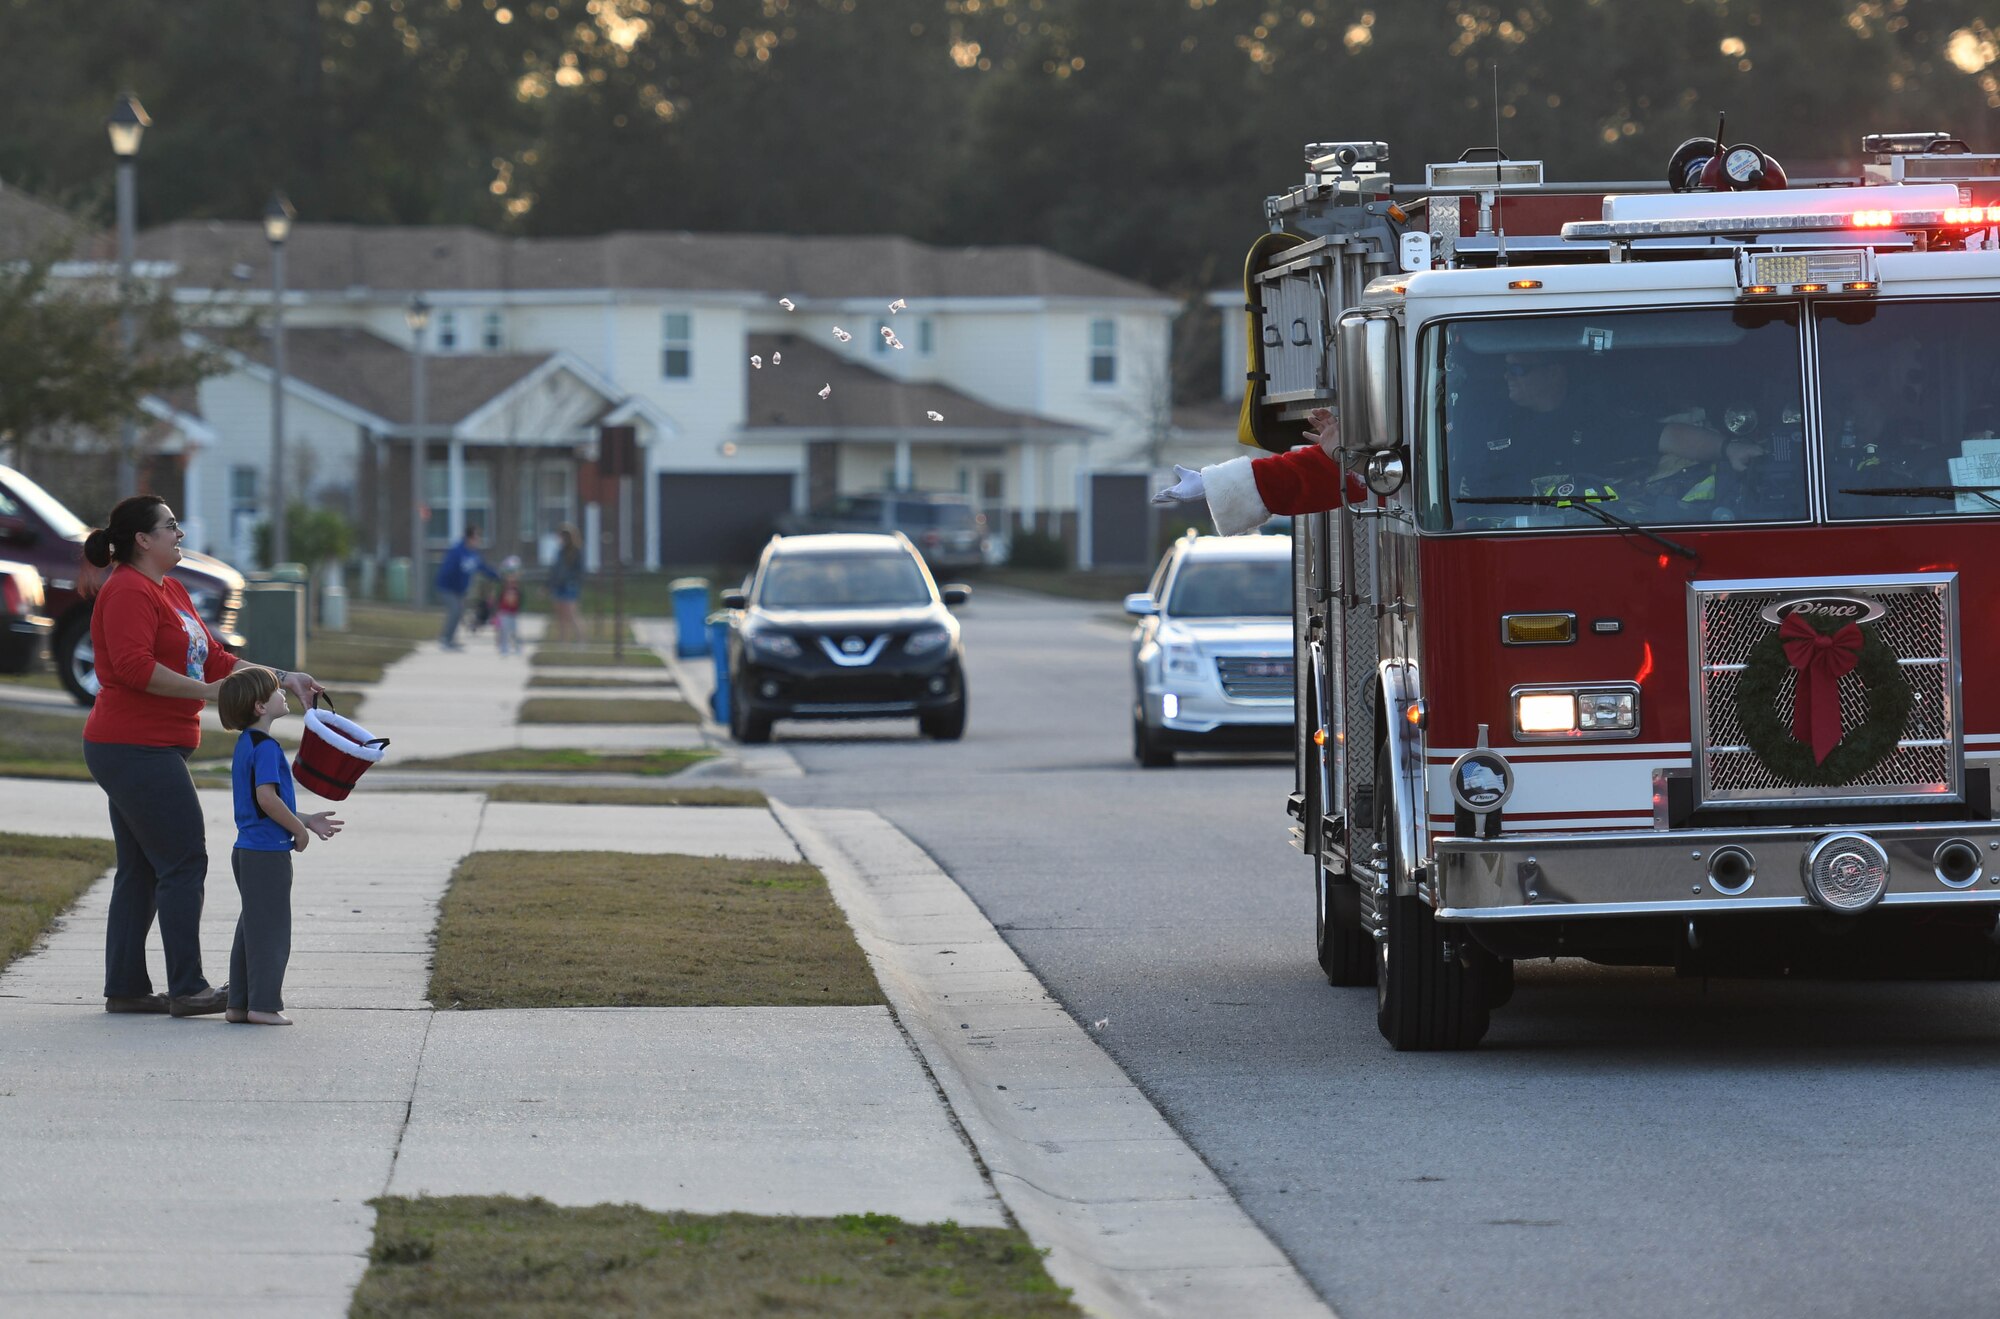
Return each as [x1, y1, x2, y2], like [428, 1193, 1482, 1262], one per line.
[238, 579, 305, 671]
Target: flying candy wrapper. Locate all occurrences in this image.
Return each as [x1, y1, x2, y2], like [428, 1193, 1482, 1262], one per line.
[885, 332, 904, 350]
[888, 298, 907, 313]
[750, 355, 762, 369]
[926, 411, 944, 422]
[818, 384, 832, 399]
[772, 351, 782, 365]
[832, 327, 852, 343]
[779, 298, 795, 311]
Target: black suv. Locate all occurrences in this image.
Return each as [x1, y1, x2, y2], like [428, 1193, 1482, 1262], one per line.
[723, 532, 969, 743]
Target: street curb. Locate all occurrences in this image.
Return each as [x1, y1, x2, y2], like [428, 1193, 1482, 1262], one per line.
[771, 802, 1336, 1319]
[648, 619, 803, 779]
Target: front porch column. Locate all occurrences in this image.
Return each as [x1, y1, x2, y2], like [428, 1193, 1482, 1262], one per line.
[181, 446, 207, 555]
[893, 437, 913, 491]
[1019, 440, 1038, 532]
[447, 433, 466, 541]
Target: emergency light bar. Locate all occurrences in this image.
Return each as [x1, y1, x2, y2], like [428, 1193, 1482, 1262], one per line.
[1425, 159, 1546, 190]
[1735, 249, 1878, 296]
[1564, 183, 1965, 241]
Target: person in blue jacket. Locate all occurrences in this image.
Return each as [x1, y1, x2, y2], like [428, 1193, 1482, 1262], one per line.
[434, 526, 500, 650]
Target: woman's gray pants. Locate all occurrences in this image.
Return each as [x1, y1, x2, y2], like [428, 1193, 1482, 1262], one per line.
[82, 741, 211, 1000]
[228, 849, 293, 1014]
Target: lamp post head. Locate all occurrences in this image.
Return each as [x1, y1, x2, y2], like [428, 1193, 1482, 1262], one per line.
[406, 293, 431, 335]
[263, 191, 296, 246]
[106, 92, 150, 159]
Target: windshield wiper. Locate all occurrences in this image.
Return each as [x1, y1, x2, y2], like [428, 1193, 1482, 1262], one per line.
[1458, 493, 1700, 561]
[1839, 485, 2000, 513]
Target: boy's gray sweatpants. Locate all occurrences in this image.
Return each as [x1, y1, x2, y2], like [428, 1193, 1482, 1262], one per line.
[228, 849, 293, 1013]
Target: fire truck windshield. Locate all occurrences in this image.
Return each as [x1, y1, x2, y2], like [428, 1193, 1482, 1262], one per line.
[1822, 298, 2000, 519]
[1422, 305, 1810, 530]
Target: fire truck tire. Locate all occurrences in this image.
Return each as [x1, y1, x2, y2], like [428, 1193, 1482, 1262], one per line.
[1133, 716, 1174, 768]
[1374, 744, 1490, 1050]
[1316, 866, 1375, 986]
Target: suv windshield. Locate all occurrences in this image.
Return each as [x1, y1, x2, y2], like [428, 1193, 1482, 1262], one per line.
[1166, 558, 1292, 618]
[0, 467, 89, 540]
[1821, 298, 2000, 519]
[1421, 305, 1809, 530]
[758, 553, 932, 608]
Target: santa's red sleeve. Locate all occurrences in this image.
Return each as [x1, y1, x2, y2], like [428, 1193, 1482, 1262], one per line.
[1201, 444, 1367, 536]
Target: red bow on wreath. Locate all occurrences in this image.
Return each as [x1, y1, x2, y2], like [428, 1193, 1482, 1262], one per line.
[1779, 613, 1863, 764]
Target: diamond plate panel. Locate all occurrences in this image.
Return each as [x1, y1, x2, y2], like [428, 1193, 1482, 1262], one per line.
[1694, 577, 1958, 804]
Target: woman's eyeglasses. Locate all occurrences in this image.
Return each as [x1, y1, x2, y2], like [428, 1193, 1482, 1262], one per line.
[146, 518, 182, 536]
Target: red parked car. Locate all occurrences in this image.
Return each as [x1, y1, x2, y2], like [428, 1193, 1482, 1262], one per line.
[0, 464, 245, 704]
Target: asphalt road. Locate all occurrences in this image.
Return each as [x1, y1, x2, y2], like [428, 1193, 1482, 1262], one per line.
[765, 586, 2000, 1319]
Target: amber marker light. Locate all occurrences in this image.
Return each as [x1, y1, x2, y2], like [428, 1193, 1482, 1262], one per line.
[1796, 282, 1827, 293]
[1507, 279, 1542, 290]
[1844, 281, 1878, 292]
[1313, 727, 1328, 747]
[1744, 284, 1777, 295]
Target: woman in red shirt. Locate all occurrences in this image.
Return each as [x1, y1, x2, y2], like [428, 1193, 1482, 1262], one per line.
[81, 495, 323, 1017]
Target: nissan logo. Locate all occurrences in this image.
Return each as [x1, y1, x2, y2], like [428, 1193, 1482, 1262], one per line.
[841, 637, 865, 654]
[1759, 594, 1886, 626]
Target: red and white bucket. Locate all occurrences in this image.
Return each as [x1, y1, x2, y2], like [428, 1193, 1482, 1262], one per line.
[294, 696, 390, 801]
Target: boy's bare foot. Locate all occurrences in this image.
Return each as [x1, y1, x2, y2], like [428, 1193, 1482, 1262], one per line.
[246, 1011, 292, 1026]
[224, 1007, 249, 1023]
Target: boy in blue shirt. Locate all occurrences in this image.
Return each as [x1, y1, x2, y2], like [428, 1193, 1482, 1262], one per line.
[219, 666, 343, 1026]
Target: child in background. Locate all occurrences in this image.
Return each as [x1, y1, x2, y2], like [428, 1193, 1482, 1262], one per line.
[219, 666, 343, 1026]
[494, 555, 524, 655]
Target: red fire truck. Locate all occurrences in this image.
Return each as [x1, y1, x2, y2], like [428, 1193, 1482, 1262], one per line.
[1250, 133, 2000, 1048]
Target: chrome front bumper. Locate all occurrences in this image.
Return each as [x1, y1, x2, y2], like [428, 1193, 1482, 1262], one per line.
[1432, 821, 2000, 921]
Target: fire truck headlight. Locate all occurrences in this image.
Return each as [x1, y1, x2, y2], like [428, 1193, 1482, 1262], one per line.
[1512, 684, 1641, 740]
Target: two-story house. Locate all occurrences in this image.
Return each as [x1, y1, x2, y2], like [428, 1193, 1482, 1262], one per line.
[128, 222, 1183, 573]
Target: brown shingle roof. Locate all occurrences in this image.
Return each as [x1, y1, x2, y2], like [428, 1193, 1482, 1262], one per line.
[229, 326, 554, 427]
[0, 180, 104, 261]
[138, 222, 1168, 302]
[743, 334, 1089, 437]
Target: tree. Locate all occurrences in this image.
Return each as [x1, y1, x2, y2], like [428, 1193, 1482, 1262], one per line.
[0, 238, 224, 479]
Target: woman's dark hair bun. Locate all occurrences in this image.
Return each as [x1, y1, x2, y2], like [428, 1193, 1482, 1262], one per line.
[83, 528, 114, 569]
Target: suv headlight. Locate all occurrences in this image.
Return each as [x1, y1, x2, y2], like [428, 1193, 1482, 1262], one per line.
[1512, 683, 1639, 739]
[904, 628, 951, 655]
[1162, 643, 1203, 677]
[746, 631, 802, 659]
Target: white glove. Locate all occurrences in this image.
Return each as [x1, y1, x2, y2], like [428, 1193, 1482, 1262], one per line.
[1152, 465, 1205, 506]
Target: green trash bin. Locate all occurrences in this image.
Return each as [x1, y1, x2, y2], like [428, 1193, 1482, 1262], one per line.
[238, 579, 305, 671]
[385, 557, 411, 604]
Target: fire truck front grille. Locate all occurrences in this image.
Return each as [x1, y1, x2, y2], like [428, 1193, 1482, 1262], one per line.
[1693, 577, 1959, 806]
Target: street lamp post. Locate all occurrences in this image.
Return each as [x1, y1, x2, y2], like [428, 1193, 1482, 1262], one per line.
[407, 294, 431, 608]
[264, 192, 295, 565]
[106, 92, 149, 495]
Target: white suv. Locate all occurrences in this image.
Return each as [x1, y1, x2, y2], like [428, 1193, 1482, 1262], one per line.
[1126, 532, 1295, 767]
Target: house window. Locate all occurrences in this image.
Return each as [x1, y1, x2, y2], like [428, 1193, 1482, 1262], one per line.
[518, 460, 574, 550]
[1089, 318, 1117, 385]
[436, 310, 459, 352]
[481, 311, 505, 351]
[918, 317, 934, 355]
[424, 459, 493, 544]
[662, 312, 692, 379]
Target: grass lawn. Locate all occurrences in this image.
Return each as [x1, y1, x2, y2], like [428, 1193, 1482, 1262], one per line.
[524, 673, 674, 690]
[531, 644, 665, 669]
[353, 1198, 1078, 1318]
[517, 696, 699, 725]
[393, 747, 713, 776]
[429, 850, 881, 1008]
[485, 783, 766, 807]
[0, 833, 117, 973]
[0, 669, 62, 692]
[0, 709, 91, 779]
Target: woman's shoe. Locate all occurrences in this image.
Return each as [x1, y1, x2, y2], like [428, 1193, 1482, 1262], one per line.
[104, 994, 169, 1014]
[167, 986, 229, 1017]
[246, 1011, 292, 1026]
[224, 1007, 249, 1024]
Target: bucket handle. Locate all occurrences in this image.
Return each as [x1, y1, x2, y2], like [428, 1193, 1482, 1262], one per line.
[312, 692, 391, 750]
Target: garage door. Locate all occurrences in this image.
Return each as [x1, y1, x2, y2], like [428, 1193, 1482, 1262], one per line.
[658, 472, 796, 565]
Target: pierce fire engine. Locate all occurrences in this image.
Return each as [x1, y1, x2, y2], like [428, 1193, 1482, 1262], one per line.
[1240, 131, 2000, 1049]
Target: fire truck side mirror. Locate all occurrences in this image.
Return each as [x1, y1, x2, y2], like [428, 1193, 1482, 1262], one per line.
[1336, 310, 1401, 452]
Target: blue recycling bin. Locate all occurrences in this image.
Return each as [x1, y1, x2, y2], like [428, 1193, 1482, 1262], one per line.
[672, 578, 712, 657]
[707, 613, 732, 724]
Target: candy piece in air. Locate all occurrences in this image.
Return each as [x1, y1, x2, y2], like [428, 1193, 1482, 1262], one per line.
[885, 332, 903, 350]
[888, 298, 907, 313]
[832, 327, 852, 343]
[750, 354, 762, 369]
[818, 384, 832, 399]
[772, 351, 782, 365]
[779, 298, 795, 310]
[926, 410, 944, 422]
